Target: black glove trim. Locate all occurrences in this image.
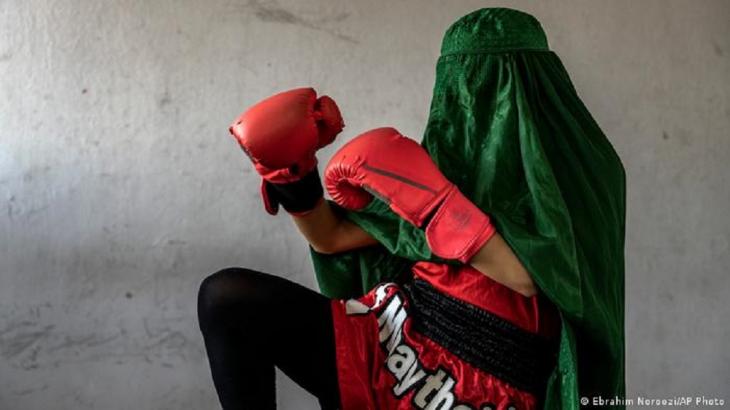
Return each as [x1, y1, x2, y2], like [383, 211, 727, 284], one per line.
[264, 169, 324, 214]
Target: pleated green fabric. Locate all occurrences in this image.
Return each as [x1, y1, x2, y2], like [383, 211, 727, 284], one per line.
[311, 8, 626, 409]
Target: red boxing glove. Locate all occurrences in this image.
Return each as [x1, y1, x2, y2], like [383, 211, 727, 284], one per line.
[324, 127, 496, 263]
[229, 87, 344, 214]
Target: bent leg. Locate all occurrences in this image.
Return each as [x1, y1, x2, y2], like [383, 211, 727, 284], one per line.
[197, 267, 340, 410]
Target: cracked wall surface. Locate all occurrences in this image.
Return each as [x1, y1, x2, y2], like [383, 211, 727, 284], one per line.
[1, 0, 729, 408]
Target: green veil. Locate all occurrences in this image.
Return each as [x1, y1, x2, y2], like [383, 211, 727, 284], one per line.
[311, 8, 626, 409]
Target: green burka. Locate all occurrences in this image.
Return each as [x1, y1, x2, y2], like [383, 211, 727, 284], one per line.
[311, 8, 626, 410]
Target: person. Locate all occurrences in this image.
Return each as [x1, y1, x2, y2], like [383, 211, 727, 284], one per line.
[198, 7, 626, 410]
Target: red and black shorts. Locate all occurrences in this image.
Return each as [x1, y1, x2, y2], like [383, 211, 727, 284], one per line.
[331, 262, 560, 410]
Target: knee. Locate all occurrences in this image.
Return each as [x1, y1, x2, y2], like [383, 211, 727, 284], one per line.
[197, 267, 269, 322]
[198, 267, 248, 311]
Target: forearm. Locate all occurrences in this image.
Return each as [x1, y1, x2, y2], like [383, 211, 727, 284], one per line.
[321, 127, 538, 295]
[468, 232, 537, 297]
[291, 199, 378, 254]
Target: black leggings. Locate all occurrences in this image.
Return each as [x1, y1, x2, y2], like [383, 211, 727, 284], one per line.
[197, 267, 340, 409]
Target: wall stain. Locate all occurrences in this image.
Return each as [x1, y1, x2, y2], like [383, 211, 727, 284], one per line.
[6, 195, 17, 219]
[712, 41, 723, 57]
[242, 0, 358, 44]
[142, 317, 196, 362]
[661, 130, 691, 147]
[13, 384, 48, 396]
[0, 322, 55, 359]
[158, 89, 172, 108]
[47, 332, 121, 353]
[1, 307, 203, 373]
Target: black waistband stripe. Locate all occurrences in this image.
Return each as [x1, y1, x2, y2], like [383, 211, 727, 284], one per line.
[401, 279, 558, 395]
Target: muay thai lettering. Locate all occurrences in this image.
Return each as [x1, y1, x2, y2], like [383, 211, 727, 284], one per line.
[372, 285, 486, 410]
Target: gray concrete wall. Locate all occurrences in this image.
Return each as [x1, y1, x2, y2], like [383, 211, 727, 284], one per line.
[1, 0, 728, 408]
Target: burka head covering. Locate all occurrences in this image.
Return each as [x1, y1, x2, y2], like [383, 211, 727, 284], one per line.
[311, 8, 626, 409]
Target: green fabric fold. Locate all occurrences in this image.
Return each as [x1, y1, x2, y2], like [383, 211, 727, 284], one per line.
[311, 8, 626, 409]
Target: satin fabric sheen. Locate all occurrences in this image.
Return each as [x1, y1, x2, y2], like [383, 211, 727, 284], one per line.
[332, 262, 551, 409]
[312, 8, 626, 409]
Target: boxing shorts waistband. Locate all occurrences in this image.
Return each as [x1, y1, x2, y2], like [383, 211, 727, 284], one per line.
[402, 278, 559, 395]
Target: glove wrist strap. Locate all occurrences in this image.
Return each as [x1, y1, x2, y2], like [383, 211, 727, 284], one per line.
[262, 168, 324, 215]
[425, 187, 496, 263]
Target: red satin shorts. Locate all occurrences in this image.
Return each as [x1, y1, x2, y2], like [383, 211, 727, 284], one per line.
[331, 262, 560, 410]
